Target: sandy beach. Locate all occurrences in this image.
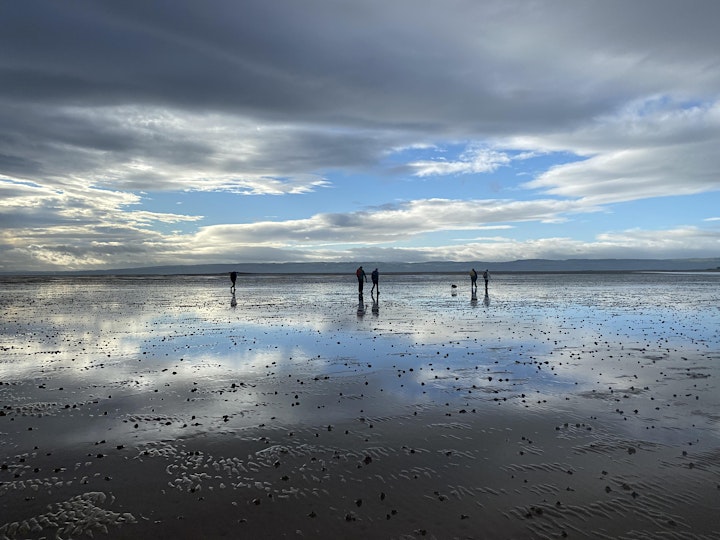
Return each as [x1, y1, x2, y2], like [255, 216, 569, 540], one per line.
[1, 272, 719, 539]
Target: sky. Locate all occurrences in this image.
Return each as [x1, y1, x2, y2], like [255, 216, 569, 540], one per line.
[1, 0, 719, 272]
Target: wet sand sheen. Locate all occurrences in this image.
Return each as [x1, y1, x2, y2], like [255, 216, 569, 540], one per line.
[1, 273, 719, 539]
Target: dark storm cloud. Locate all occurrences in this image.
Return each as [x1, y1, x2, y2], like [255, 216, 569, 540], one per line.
[8, 0, 717, 132]
[3, 0, 720, 186]
[0, 102, 215, 184]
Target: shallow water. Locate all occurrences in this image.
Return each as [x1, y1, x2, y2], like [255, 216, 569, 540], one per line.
[1, 272, 719, 539]
[2, 272, 719, 442]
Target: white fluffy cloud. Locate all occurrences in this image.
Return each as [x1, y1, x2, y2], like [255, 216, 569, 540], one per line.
[408, 147, 511, 177]
[518, 98, 720, 203]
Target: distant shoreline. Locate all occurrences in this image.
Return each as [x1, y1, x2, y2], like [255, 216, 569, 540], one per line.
[2, 269, 719, 279]
[2, 257, 719, 277]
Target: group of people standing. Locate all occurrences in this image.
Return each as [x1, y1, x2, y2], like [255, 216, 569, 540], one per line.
[358, 266, 489, 296]
[230, 266, 488, 297]
[355, 266, 379, 295]
[470, 268, 489, 292]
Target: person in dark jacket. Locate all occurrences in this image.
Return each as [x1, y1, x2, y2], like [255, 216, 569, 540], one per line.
[356, 266, 367, 293]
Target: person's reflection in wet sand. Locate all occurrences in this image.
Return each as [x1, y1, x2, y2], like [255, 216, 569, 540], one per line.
[483, 292, 490, 307]
[357, 293, 366, 317]
[230, 293, 237, 308]
[371, 294, 379, 316]
[471, 289, 478, 306]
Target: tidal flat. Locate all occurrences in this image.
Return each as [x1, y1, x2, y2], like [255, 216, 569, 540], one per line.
[1, 272, 719, 539]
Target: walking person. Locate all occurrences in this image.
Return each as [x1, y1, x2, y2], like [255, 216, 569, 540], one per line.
[470, 268, 478, 291]
[356, 266, 367, 293]
[371, 268, 379, 295]
[229, 271, 237, 293]
[483, 269, 490, 292]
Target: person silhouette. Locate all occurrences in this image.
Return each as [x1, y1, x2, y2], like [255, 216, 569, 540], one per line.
[470, 268, 478, 291]
[356, 266, 367, 293]
[371, 268, 379, 295]
[230, 271, 237, 293]
[483, 269, 489, 292]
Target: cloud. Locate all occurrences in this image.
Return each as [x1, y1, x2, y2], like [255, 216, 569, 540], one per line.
[5, 1, 720, 137]
[408, 146, 511, 177]
[4, 2, 720, 195]
[0, 104, 342, 195]
[0, 177, 201, 270]
[0, 194, 599, 271]
[260, 225, 720, 263]
[183, 200, 719, 263]
[3, 191, 718, 270]
[517, 97, 720, 203]
[339, 226, 720, 263]
[2, 1, 720, 271]
[188, 198, 602, 249]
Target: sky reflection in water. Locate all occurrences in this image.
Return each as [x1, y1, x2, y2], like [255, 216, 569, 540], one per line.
[1, 272, 719, 446]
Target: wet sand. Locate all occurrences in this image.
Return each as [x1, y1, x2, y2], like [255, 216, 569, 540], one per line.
[1, 273, 719, 539]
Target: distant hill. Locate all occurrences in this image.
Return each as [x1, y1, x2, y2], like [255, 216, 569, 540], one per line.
[6, 258, 720, 276]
